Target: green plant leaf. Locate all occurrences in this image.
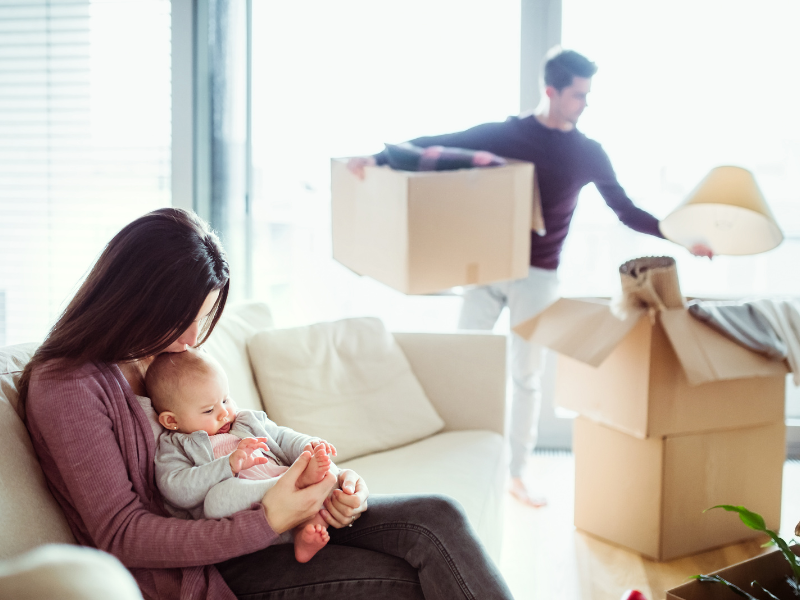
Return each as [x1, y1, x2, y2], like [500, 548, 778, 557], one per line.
[707, 505, 767, 531]
[706, 505, 800, 587]
[751, 580, 782, 600]
[786, 575, 800, 597]
[691, 574, 758, 599]
[762, 530, 800, 584]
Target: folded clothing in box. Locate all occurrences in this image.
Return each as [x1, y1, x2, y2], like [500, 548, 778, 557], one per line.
[382, 142, 507, 172]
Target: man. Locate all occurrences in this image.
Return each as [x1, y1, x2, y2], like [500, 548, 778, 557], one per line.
[349, 47, 712, 507]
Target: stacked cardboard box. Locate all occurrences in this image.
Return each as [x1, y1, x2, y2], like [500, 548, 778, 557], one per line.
[330, 158, 541, 295]
[515, 298, 788, 561]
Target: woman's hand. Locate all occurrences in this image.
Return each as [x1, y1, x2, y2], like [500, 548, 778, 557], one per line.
[320, 468, 369, 529]
[229, 437, 268, 475]
[260, 451, 337, 534]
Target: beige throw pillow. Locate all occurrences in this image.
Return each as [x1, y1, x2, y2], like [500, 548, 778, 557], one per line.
[247, 318, 445, 462]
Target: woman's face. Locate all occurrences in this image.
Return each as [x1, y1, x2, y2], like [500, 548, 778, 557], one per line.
[163, 289, 221, 353]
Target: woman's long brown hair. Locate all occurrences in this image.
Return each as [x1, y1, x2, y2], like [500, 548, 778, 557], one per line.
[18, 208, 230, 413]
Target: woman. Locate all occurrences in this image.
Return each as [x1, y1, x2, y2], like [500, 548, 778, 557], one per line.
[20, 208, 514, 600]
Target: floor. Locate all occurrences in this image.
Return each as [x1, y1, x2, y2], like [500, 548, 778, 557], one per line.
[498, 451, 800, 600]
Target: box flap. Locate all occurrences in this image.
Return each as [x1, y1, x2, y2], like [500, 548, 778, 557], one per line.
[513, 298, 645, 367]
[659, 309, 788, 386]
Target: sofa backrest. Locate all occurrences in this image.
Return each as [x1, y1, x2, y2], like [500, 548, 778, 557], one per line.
[202, 301, 274, 411]
[0, 343, 77, 559]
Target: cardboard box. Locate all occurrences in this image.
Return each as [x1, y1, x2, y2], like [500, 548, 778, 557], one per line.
[331, 158, 536, 295]
[574, 417, 785, 561]
[514, 298, 787, 439]
[667, 546, 799, 599]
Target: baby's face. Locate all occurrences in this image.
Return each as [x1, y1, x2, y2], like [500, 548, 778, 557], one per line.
[170, 367, 236, 436]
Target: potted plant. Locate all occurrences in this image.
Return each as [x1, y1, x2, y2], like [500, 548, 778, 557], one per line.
[667, 506, 800, 600]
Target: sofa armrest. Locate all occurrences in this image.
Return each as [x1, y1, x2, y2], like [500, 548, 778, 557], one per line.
[0, 544, 143, 600]
[392, 332, 506, 437]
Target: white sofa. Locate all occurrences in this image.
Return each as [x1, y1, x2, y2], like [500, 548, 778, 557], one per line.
[0, 302, 507, 598]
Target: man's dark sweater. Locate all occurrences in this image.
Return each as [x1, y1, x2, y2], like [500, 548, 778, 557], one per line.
[375, 115, 664, 271]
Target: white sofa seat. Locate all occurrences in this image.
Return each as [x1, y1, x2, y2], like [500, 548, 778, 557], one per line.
[341, 429, 505, 559]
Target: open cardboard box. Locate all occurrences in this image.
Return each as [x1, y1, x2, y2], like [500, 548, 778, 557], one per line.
[331, 157, 541, 295]
[513, 298, 788, 439]
[667, 545, 800, 599]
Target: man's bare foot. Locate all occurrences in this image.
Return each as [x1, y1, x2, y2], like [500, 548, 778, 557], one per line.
[509, 477, 547, 508]
[294, 523, 330, 563]
[296, 445, 331, 489]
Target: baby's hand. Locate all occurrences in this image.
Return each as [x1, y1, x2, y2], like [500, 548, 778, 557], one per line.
[306, 439, 337, 458]
[229, 437, 269, 475]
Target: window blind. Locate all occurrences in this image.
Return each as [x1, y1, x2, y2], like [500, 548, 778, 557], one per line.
[0, 0, 171, 346]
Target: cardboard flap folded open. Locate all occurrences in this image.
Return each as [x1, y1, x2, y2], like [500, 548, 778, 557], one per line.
[513, 298, 644, 367]
[659, 308, 788, 385]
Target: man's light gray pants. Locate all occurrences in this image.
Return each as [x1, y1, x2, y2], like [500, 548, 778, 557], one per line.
[458, 266, 560, 478]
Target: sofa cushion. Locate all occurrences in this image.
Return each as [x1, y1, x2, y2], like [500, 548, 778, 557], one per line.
[247, 317, 445, 462]
[0, 343, 76, 559]
[203, 301, 274, 412]
[340, 430, 506, 561]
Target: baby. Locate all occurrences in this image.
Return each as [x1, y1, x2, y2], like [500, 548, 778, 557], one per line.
[146, 348, 338, 563]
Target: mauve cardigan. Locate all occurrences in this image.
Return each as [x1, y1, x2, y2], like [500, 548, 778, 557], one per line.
[25, 360, 278, 600]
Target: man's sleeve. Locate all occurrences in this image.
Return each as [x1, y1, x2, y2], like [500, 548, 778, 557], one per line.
[592, 144, 665, 239]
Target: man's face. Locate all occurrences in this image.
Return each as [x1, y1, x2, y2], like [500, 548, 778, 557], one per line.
[548, 76, 592, 126]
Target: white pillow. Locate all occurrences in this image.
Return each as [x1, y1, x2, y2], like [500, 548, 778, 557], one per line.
[247, 317, 445, 462]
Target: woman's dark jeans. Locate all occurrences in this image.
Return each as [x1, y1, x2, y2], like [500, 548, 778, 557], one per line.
[216, 494, 514, 599]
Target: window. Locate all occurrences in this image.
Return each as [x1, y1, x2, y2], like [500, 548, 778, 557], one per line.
[562, 0, 800, 424]
[560, 0, 800, 298]
[250, 0, 521, 330]
[0, 0, 171, 345]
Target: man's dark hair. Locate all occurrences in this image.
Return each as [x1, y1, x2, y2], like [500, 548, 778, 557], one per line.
[543, 47, 598, 91]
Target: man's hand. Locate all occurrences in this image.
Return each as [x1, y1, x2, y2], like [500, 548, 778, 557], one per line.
[346, 156, 376, 180]
[689, 243, 714, 259]
[229, 437, 269, 475]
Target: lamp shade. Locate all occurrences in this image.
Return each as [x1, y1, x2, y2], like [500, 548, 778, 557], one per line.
[659, 166, 783, 255]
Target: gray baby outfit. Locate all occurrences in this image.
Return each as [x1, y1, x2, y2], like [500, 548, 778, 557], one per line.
[155, 409, 317, 519]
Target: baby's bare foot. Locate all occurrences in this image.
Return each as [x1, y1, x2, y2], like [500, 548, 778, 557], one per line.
[296, 444, 331, 489]
[294, 523, 330, 563]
